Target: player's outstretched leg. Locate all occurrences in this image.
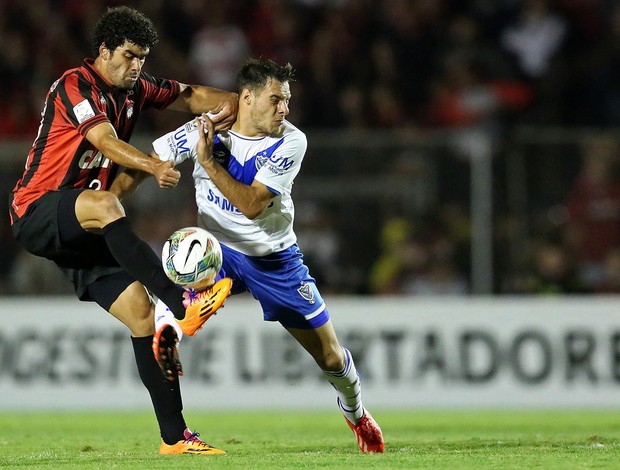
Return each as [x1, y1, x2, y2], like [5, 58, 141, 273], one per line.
[159, 428, 226, 455]
[102, 217, 232, 333]
[153, 279, 233, 380]
[324, 347, 385, 453]
[179, 277, 233, 336]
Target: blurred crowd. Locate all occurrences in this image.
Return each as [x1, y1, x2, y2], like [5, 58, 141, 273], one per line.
[3, 0, 620, 135]
[3, 0, 620, 296]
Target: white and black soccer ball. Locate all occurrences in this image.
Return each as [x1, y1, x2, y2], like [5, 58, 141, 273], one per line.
[162, 227, 222, 290]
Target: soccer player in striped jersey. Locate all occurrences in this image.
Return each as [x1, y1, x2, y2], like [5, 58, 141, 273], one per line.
[152, 58, 385, 453]
[8, 6, 235, 455]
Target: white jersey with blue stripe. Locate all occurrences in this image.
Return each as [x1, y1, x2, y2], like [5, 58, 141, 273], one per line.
[152, 119, 306, 256]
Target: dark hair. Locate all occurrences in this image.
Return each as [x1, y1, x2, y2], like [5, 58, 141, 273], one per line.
[92, 6, 158, 56]
[235, 58, 295, 94]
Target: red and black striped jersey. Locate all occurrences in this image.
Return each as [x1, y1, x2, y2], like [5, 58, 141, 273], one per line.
[9, 58, 180, 224]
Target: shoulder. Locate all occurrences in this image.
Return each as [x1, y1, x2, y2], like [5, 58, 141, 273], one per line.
[49, 67, 98, 109]
[281, 121, 307, 150]
[56, 66, 93, 90]
[282, 120, 306, 140]
[138, 72, 181, 94]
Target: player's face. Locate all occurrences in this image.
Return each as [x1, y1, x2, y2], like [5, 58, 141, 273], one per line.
[102, 41, 148, 90]
[249, 79, 290, 136]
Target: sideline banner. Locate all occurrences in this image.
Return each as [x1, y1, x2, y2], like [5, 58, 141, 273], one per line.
[1, 296, 620, 410]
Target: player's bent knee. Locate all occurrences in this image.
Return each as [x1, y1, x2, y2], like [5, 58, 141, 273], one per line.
[125, 304, 155, 337]
[96, 191, 126, 221]
[128, 309, 155, 337]
[109, 282, 155, 336]
[77, 190, 126, 228]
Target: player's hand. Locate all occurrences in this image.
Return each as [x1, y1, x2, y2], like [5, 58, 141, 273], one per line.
[153, 159, 181, 188]
[196, 114, 216, 170]
[207, 92, 238, 132]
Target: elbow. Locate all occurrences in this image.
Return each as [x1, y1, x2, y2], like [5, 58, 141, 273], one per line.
[236, 188, 273, 220]
[242, 207, 263, 220]
[241, 201, 268, 220]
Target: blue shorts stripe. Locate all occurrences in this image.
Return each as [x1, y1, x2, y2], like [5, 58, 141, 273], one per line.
[304, 302, 326, 320]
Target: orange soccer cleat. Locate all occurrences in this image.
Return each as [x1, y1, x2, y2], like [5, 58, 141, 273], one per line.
[178, 277, 233, 336]
[159, 428, 226, 455]
[152, 323, 182, 381]
[344, 408, 385, 453]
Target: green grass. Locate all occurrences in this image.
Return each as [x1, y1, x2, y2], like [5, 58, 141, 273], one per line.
[1, 410, 620, 468]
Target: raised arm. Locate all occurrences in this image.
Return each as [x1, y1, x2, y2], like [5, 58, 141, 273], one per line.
[196, 117, 275, 220]
[167, 84, 238, 132]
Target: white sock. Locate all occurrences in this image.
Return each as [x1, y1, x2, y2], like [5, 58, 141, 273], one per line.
[323, 347, 364, 424]
[154, 299, 183, 342]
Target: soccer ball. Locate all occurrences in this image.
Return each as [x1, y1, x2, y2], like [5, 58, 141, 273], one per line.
[162, 227, 222, 290]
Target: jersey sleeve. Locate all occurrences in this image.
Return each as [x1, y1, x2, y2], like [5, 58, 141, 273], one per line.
[152, 120, 201, 166]
[254, 131, 307, 195]
[138, 72, 181, 110]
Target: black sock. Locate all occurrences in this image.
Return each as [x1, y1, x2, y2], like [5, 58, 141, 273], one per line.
[132, 335, 186, 445]
[102, 218, 185, 319]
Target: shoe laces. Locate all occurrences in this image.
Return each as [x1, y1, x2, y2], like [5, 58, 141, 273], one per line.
[186, 289, 200, 303]
[183, 288, 207, 307]
[184, 431, 203, 444]
[183, 430, 217, 449]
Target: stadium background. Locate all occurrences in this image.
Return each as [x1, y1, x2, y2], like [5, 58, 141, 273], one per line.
[2, 0, 620, 410]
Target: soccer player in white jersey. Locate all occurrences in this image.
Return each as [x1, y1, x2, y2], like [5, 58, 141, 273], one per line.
[152, 58, 384, 453]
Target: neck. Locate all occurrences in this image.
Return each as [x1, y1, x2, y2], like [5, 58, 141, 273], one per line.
[91, 57, 112, 85]
[92, 57, 104, 75]
[231, 115, 263, 138]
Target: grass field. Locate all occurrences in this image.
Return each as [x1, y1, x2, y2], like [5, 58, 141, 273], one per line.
[1, 410, 620, 469]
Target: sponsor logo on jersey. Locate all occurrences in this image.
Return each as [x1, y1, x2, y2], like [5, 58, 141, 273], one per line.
[126, 102, 134, 119]
[297, 281, 315, 304]
[265, 154, 295, 175]
[73, 99, 96, 124]
[173, 128, 191, 156]
[78, 150, 111, 170]
[165, 136, 176, 155]
[207, 188, 242, 213]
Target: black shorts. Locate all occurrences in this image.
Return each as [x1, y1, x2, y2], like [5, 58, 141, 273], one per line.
[11, 189, 135, 308]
